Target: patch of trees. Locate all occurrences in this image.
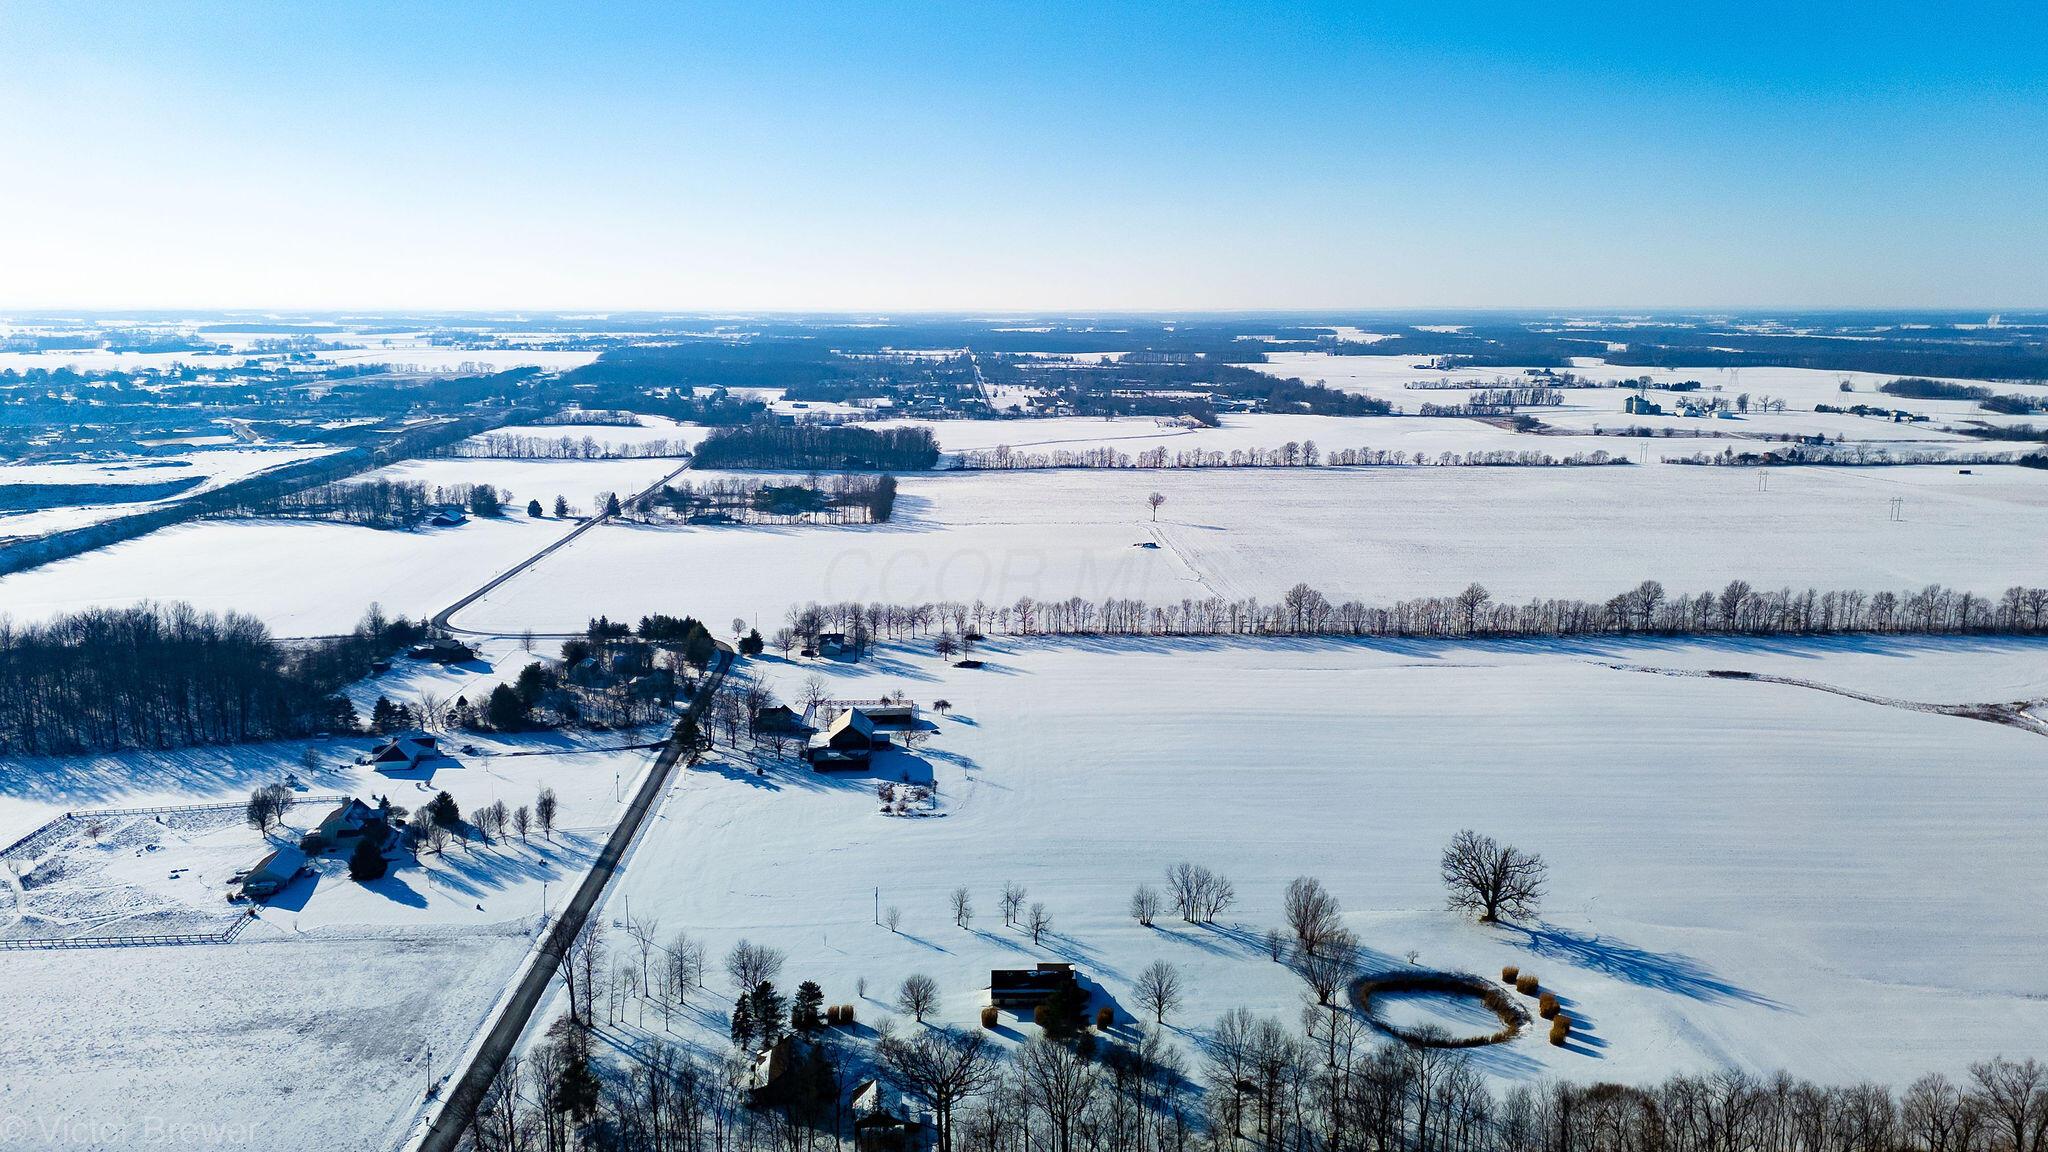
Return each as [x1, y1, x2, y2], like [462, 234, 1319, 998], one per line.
[1415, 386, 1564, 414]
[235, 478, 511, 528]
[1881, 378, 2048, 414]
[691, 422, 940, 471]
[789, 577, 2048, 644]
[651, 473, 900, 524]
[0, 602, 421, 756]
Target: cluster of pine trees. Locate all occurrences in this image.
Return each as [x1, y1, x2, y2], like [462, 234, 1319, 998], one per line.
[691, 423, 940, 471]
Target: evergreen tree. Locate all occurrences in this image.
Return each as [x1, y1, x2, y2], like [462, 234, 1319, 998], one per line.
[740, 628, 765, 657]
[348, 835, 388, 881]
[487, 683, 528, 730]
[730, 994, 757, 1051]
[792, 980, 825, 1031]
[428, 791, 461, 828]
[527, 499, 544, 517]
[749, 981, 788, 1045]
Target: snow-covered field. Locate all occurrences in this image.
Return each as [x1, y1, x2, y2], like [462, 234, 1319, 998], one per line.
[0, 515, 568, 635]
[0, 445, 337, 540]
[1258, 351, 2048, 418]
[548, 635, 2048, 1086]
[456, 464, 2048, 635]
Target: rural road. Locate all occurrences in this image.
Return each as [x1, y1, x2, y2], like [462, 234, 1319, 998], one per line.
[429, 459, 691, 639]
[407, 645, 731, 1152]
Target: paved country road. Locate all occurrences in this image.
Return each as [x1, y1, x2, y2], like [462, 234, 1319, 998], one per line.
[407, 646, 729, 1152]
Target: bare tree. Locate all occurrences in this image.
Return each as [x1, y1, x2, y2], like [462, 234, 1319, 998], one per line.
[897, 973, 940, 1022]
[1019, 1035, 1102, 1152]
[1129, 884, 1163, 927]
[884, 905, 903, 934]
[1000, 881, 1027, 927]
[1027, 901, 1052, 945]
[666, 931, 705, 1000]
[563, 916, 607, 1027]
[1133, 959, 1184, 1025]
[724, 939, 786, 992]
[1165, 862, 1236, 923]
[877, 1027, 1000, 1152]
[1440, 829, 1548, 923]
[1295, 928, 1360, 1005]
[535, 787, 558, 840]
[1969, 1057, 2047, 1152]
[1905, 1072, 1983, 1152]
[512, 804, 531, 841]
[1147, 492, 1166, 521]
[950, 886, 974, 929]
[799, 674, 831, 720]
[245, 783, 292, 834]
[1284, 875, 1342, 954]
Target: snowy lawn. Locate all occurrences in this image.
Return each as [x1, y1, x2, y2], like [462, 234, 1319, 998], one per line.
[0, 637, 669, 1147]
[455, 464, 2048, 635]
[543, 636, 2048, 1087]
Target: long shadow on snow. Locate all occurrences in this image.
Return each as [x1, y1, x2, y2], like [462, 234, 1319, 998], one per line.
[1509, 923, 1781, 1009]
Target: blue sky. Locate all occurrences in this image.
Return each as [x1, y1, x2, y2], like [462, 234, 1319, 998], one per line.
[1, 1, 2042, 310]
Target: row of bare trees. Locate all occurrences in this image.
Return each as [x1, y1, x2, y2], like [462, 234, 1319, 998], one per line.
[466, 995, 2048, 1152]
[782, 576, 2048, 644]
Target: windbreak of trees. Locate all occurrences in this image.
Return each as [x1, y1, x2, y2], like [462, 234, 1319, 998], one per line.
[785, 578, 2048, 645]
[1881, 378, 2048, 414]
[958, 443, 1625, 470]
[231, 479, 510, 528]
[691, 423, 940, 471]
[0, 603, 421, 756]
[441, 433, 689, 460]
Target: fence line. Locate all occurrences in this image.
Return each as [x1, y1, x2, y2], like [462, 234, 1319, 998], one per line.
[0, 911, 254, 951]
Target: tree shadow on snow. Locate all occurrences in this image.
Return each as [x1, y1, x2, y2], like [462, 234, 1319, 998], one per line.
[1510, 923, 1782, 1009]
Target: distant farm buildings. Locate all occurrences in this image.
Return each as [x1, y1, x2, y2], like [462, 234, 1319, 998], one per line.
[990, 962, 1080, 1011]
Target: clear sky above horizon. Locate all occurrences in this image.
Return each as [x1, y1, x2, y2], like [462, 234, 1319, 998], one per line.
[2, 1, 2043, 312]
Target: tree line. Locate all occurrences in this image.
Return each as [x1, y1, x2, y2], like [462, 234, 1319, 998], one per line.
[229, 478, 514, 528]
[0, 603, 420, 756]
[779, 578, 2048, 647]
[957, 443, 1628, 470]
[440, 433, 691, 460]
[691, 423, 940, 471]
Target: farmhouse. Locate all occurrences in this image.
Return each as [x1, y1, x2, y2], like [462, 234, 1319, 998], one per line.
[366, 731, 441, 772]
[429, 505, 467, 527]
[240, 845, 308, 900]
[303, 798, 388, 852]
[409, 636, 476, 664]
[990, 962, 1080, 1010]
[804, 707, 890, 770]
[747, 1035, 795, 1105]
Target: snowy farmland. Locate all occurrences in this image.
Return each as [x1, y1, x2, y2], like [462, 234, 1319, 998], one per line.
[455, 464, 2048, 636]
[0, 636, 665, 1150]
[0, 514, 568, 635]
[539, 635, 2048, 1086]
